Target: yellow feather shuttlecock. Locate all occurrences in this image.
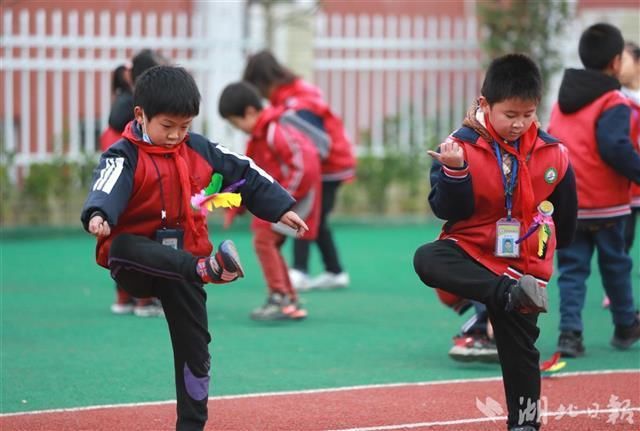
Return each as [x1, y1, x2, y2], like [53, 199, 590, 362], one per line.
[205, 193, 242, 210]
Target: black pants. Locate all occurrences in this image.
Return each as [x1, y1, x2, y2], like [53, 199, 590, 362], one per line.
[414, 240, 541, 430]
[293, 180, 343, 273]
[109, 234, 211, 431]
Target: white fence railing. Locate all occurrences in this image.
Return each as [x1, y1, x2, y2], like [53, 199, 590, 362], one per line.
[1, 5, 249, 171]
[1, 8, 482, 171]
[313, 13, 482, 155]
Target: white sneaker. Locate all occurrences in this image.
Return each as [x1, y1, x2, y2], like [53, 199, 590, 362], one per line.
[307, 272, 350, 290]
[289, 269, 311, 291]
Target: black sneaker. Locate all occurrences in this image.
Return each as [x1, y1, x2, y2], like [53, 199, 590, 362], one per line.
[506, 275, 548, 313]
[611, 319, 640, 349]
[250, 293, 307, 321]
[557, 331, 585, 358]
[509, 426, 538, 431]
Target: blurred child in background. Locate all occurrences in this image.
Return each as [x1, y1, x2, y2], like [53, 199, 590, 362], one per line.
[548, 24, 640, 358]
[603, 40, 640, 308]
[243, 50, 355, 291]
[621, 42, 640, 254]
[414, 54, 577, 431]
[99, 49, 169, 317]
[82, 66, 307, 430]
[219, 81, 321, 321]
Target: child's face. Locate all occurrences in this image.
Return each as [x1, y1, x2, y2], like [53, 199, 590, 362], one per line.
[619, 49, 638, 88]
[226, 107, 260, 135]
[135, 107, 193, 148]
[480, 97, 538, 142]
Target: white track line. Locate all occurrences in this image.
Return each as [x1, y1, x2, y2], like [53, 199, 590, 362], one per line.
[326, 407, 640, 431]
[1, 369, 638, 418]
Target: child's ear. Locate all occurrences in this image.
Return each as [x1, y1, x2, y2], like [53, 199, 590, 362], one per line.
[133, 106, 144, 124]
[609, 53, 623, 77]
[478, 96, 490, 116]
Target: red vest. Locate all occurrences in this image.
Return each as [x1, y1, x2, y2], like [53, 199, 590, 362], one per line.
[548, 90, 632, 218]
[270, 79, 356, 181]
[246, 107, 321, 240]
[440, 126, 570, 284]
[95, 128, 214, 268]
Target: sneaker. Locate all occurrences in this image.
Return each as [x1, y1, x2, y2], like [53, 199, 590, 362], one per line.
[306, 271, 350, 290]
[134, 298, 165, 318]
[250, 293, 307, 321]
[557, 331, 585, 358]
[198, 240, 244, 283]
[506, 275, 548, 313]
[448, 333, 499, 363]
[110, 299, 135, 315]
[611, 319, 640, 349]
[289, 268, 311, 291]
[509, 426, 538, 431]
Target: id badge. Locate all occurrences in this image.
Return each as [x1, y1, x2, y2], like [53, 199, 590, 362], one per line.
[495, 218, 520, 258]
[155, 228, 184, 250]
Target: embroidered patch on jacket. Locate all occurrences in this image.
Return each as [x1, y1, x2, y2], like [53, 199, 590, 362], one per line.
[544, 167, 558, 184]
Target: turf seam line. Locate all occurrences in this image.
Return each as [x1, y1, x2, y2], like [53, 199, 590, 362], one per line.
[1, 368, 638, 417]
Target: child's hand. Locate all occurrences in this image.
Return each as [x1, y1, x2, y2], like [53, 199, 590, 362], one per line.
[88, 215, 111, 237]
[427, 141, 465, 168]
[279, 211, 309, 237]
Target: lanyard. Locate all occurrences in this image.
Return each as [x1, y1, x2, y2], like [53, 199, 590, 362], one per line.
[492, 141, 519, 220]
[149, 155, 182, 228]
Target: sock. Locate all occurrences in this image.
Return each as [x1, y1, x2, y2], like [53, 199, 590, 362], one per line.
[196, 257, 220, 284]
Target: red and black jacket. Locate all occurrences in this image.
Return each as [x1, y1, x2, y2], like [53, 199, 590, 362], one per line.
[245, 107, 322, 240]
[81, 121, 295, 268]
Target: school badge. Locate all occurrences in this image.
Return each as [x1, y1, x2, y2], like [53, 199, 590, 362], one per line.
[544, 167, 558, 184]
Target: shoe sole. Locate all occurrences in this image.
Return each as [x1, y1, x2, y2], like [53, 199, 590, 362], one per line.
[219, 240, 244, 278]
[557, 348, 585, 358]
[516, 276, 548, 313]
[610, 337, 640, 350]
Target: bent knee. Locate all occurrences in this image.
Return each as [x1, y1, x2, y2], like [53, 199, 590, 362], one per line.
[413, 244, 438, 287]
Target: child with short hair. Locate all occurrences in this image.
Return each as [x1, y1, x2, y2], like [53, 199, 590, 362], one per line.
[414, 54, 577, 431]
[218, 81, 322, 320]
[82, 66, 308, 431]
[243, 50, 355, 291]
[620, 41, 640, 251]
[100, 49, 169, 317]
[548, 23, 640, 358]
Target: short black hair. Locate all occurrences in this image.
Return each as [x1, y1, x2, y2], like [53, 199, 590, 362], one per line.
[481, 53, 542, 105]
[131, 49, 169, 83]
[579, 23, 624, 70]
[242, 50, 297, 98]
[133, 66, 200, 120]
[218, 81, 263, 118]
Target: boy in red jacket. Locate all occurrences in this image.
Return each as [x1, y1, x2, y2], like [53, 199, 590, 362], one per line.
[548, 23, 640, 358]
[414, 54, 577, 431]
[82, 66, 308, 430]
[219, 81, 322, 321]
[243, 51, 355, 291]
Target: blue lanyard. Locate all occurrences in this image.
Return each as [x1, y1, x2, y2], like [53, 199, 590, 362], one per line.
[492, 141, 519, 220]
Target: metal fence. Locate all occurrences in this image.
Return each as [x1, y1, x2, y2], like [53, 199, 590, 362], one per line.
[1, 5, 249, 173]
[313, 13, 482, 155]
[1, 8, 482, 172]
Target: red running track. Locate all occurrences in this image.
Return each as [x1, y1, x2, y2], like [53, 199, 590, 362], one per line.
[2, 370, 638, 430]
